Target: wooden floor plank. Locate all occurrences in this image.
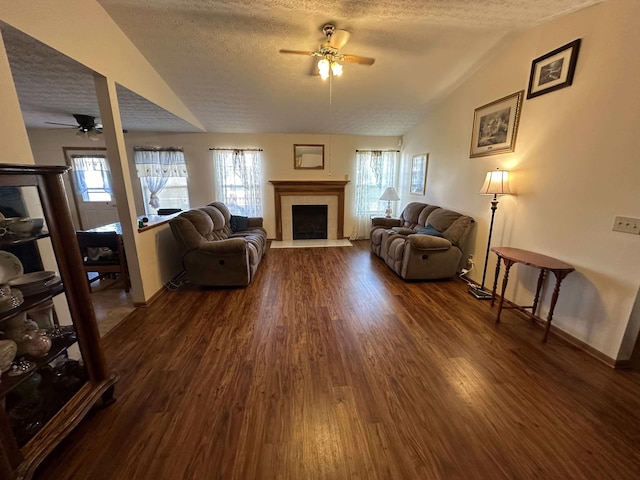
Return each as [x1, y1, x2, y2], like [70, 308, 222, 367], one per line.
[36, 241, 640, 479]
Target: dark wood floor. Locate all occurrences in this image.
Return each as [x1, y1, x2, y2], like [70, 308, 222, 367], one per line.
[37, 241, 640, 479]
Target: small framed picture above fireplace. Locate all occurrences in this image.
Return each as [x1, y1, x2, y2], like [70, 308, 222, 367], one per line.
[294, 144, 324, 169]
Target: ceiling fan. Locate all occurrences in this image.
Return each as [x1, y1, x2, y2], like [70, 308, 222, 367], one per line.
[46, 114, 103, 141]
[279, 24, 375, 79]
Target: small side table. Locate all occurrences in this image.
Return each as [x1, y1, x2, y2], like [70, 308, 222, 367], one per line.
[490, 247, 575, 342]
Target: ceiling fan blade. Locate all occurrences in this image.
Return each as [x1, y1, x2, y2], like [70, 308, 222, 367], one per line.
[279, 49, 315, 56]
[342, 55, 375, 66]
[44, 121, 77, 127]
[329, 29, 350, 50]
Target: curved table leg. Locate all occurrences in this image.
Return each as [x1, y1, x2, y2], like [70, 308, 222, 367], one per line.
[491, 256, 502, 307]
[543, 270, 571, 342]
[496, 259, 514, 324]
[532, 269, 546, 320]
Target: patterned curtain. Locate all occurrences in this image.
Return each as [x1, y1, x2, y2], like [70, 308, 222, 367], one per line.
[134, 147, 187, 209]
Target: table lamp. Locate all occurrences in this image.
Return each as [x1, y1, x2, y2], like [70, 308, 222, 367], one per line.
[379, 187, 400, 218]
[469, 168, 512, 300]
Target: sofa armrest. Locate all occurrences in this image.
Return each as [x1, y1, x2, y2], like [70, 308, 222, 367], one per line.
[372, 217, 402, 228]
[247, 217, 263, 228]
[199, 237, 247, 254]
[408, 234, 452, 251]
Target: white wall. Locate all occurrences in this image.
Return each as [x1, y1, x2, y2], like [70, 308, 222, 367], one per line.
[401, 0, 640, 361]
[28, 129, 399, 238]
[27, 128, 399, 299]
[110, 131, 400, 238]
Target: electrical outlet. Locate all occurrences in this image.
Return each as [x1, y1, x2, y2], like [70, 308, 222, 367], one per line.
[612, 216, 640, 235]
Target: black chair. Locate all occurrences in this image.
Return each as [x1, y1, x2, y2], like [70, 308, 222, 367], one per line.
[157, 208, 182, 215]
[76, 231, 130, 292]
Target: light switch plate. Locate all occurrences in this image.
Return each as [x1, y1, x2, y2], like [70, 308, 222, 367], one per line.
[612, 216, 640, 234]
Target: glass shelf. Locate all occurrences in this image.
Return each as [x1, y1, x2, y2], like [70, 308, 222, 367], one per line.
[0, 332, 78, 398]
[0, 231, 49, 248]
[0, 283, 64, 325]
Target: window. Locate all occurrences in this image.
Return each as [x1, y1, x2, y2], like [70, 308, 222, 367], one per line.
[213, 149, 263, 216]
[140, 176, 189, 212]
[70, 155, 113, 202]
[350, 150, 399, 239]
[134, 147, 189, 215]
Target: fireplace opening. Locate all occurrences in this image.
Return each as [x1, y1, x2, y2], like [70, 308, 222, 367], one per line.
[292, 205, 328, 240]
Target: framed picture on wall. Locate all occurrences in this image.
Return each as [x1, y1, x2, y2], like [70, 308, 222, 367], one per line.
[527, 39, 581, 99]
[293, 144, 324, 169]
[470, 91, 523, 158]
[410, 154, 428, 195]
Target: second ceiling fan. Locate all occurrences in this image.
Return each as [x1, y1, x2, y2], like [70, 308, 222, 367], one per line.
[280, 24, 375, 79]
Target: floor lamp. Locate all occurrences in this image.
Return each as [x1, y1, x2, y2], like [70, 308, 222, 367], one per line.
[469, 169, 511, 300]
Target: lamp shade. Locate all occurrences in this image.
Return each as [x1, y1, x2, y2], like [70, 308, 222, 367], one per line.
[479, 169, 511, 195]
[380, 186, 400, 201]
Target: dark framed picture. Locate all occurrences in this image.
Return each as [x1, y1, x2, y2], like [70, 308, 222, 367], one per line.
[527, 39, 581, 99]
[470, 91, 523, 158]
[410, 154, 428, 195]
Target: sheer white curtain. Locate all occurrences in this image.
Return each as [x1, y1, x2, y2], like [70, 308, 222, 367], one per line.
[350, 150, 399, 240]
[214, 149, 262, 216]
[134, 147, 187, 209]
[70, 155, 112, 200]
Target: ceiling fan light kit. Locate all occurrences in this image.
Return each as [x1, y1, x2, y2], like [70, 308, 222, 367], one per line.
[280, 23, 375, 79]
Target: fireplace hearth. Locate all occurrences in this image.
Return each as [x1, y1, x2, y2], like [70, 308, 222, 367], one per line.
[292, 205, 328, 240]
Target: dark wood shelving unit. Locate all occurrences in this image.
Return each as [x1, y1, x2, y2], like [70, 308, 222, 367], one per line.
[0, 164, 117, 480]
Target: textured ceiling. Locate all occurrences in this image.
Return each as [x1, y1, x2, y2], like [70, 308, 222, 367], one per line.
[3, 0, 601, 135]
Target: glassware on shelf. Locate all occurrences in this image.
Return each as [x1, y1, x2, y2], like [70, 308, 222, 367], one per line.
[0, 339, 18, 373]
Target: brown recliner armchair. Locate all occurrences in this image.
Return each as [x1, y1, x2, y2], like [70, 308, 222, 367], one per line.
[169, 202, 267, 287]
[370, 202, 474, 280]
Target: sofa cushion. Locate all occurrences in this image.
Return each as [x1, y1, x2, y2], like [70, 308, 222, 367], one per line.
[442, 215, 474, 246]
[175, 209, 214, 245]
[400, 202, 429, 229]
[201, 206, 226, 231]
[417, 205, 440, 227]
[208, 201, 233, 236]
[392, 227, 416, 235]
[415, 224, 442, 237]
[426, 208, 460, 232]
[426, 208, 474, 246]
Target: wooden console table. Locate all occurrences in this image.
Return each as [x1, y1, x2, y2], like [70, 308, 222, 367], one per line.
[490, 247, 575, 342]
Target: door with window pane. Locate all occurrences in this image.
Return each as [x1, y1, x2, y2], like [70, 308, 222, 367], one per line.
[67, 152, 120, 229]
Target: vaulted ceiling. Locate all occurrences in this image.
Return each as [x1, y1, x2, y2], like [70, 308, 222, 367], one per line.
[2, 0, 601, 135]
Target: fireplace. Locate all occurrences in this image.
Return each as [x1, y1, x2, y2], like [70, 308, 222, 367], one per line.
[292, 205, 328, 240]
[270, 180, 349, 241]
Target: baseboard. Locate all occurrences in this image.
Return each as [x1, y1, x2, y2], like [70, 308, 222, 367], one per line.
[133, 286, 165, 308]
[499, 297, 619, 368]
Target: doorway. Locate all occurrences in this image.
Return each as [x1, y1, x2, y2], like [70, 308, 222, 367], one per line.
[63, 147, 120, 230]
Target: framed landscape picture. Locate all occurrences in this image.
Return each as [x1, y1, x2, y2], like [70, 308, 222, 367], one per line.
[410, 154, 428, 195]
[470, 91, 523, 158]
[527, 39, 581, 99]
